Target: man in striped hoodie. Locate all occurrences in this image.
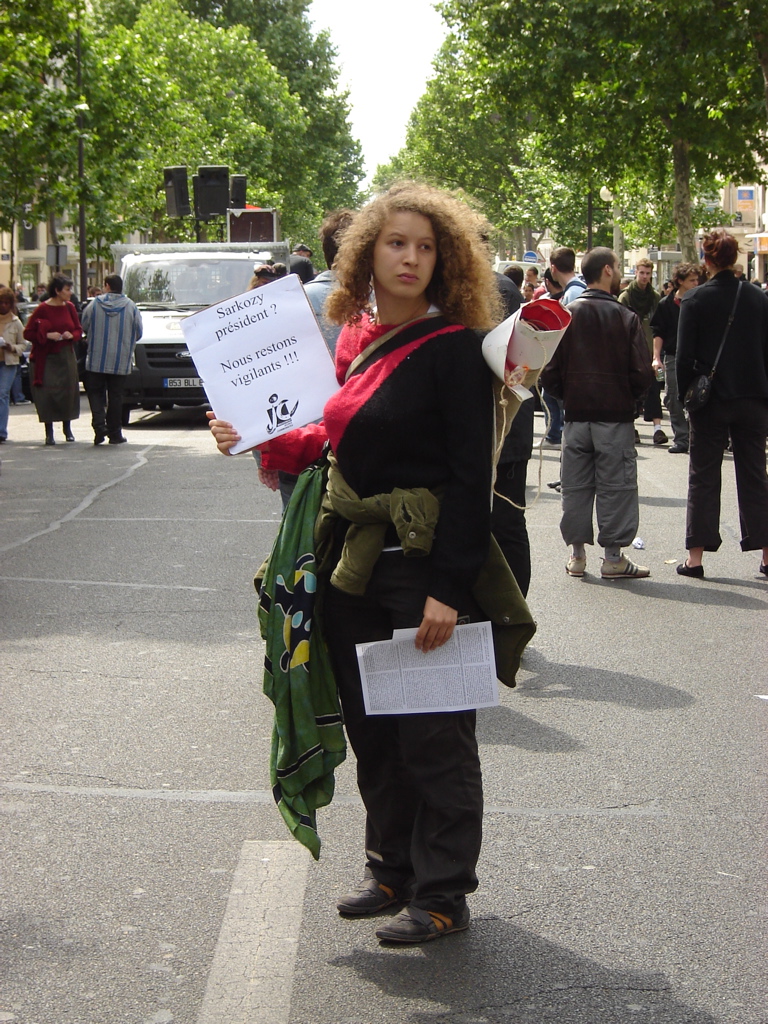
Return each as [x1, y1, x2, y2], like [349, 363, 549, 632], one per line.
[81, 274, 143, 445]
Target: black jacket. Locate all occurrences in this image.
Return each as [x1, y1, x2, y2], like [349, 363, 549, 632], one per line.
[676, 270, 768, 403]
[650, 291, 683, 356]
[494, 272, 523, 318]
[540, 289, 653, 423]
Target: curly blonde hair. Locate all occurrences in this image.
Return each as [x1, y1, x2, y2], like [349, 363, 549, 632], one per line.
[325, 182, 503, 329]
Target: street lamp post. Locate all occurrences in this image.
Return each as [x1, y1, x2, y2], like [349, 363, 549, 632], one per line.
[76, 25, 88, 303]
[600, 187, 624, 272]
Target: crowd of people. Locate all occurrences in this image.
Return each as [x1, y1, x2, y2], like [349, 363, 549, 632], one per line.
[206, 183, 768, 947]
[0, 241, 321, 447]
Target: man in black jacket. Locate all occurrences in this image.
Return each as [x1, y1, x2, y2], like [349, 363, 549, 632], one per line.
[540, 248, 654, 580]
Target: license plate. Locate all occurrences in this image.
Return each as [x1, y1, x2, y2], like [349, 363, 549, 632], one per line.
[164, 377, 202, 388]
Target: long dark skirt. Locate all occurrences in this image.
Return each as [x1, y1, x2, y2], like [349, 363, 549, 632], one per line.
[31, 347, 80, 423]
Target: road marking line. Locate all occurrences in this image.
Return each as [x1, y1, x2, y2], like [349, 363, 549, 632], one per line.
[2, 782, 667, 816]
[2, 782, 358, 804]
[0, 575, 214, 591]
[74, 517, 280, 523]
[0, 447, 154, 553]
[196, 840, 309, 1024]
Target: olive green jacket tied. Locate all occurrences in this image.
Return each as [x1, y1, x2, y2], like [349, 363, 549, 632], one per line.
[316, 452, 536, 688]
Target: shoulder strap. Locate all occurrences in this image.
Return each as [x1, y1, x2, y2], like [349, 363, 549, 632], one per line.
[710, 280, 743, 378]
[344, 312, 445, 382]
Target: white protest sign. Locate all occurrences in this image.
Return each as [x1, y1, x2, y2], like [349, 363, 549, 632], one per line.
[181, 274, 339, 454]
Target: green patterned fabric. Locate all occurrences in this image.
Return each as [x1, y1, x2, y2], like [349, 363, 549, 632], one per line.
[256, 458, 346, 859]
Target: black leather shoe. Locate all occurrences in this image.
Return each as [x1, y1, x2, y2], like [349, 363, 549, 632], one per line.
[668, 444, 688, 454]
[94, 433, 106, 445]
[337, 876, 411, 916]
[108, 435, 127, 445]
[64, 432, 75, 442]
[759, 563, 768, 579]
[677, 561, 704, 578]
[44, 436, 55, 446]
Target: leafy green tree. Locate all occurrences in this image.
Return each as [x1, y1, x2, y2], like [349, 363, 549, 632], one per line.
[83, 0, 312, 245]
[0, 1, 80, 281]
[439, 0, 767, 260]
[91, 0, 363, 236]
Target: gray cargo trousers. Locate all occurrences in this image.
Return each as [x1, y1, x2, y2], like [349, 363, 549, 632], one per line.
[560, 421, 640, 548]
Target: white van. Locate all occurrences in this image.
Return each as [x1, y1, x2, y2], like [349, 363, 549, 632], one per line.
[112, 242, 290, 416]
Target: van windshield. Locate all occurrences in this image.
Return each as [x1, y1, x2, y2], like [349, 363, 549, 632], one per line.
[124, 259, 255, 306]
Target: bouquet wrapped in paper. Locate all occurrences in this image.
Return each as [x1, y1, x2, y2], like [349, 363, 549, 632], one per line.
[482, 298, 571, 401]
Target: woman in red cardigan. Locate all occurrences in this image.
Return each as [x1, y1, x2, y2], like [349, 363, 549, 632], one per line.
[23, 274, 82, 444]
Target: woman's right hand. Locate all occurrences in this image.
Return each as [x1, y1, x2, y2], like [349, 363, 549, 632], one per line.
[258, 468, 280, 491]
[206, 411, 241, 455]
[46, 331, 63, 341]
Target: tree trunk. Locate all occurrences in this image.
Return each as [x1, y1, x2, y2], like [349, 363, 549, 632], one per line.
[746, 3, 768, 121]
[753, 28, 768, 122]
[512, 225, 525, 260]
[10, 219, 15, 288]
[672, 138, 697, 262]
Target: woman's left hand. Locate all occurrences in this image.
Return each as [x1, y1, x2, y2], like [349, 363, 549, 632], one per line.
[415, 597, 457, 653]
[206, 410, 242, 455]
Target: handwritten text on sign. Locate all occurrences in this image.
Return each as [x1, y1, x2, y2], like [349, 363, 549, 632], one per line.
[181, 274, 339, 454]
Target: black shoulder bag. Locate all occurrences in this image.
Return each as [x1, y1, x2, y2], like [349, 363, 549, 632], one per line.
[684, 280, 743, 413]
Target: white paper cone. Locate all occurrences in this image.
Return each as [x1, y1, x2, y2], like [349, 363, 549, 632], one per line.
[483, 298, 571, 386]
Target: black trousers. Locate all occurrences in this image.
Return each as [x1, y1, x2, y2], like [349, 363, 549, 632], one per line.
[323, 552, 484, 916]
[84, 370, 126, 440]
[643, 375, 663, 422]
[687, 397, 768, 552]
[492, 458, 531, 597]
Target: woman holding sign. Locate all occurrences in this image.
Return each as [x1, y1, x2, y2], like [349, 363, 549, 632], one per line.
[210, 183, 533, 944]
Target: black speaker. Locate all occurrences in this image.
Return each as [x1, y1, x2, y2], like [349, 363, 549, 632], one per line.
[163, 166, 191, 218]
[195, 165, 229, 219]
[230, 174, 247, 209]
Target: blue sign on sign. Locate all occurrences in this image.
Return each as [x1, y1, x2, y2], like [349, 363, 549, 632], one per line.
[523, 251, 538, 263]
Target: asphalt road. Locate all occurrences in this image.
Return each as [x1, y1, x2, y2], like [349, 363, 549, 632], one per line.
[1, 398, 766, 1024]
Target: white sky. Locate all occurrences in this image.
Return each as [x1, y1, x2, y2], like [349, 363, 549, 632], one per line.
[308, 0, 448, 184]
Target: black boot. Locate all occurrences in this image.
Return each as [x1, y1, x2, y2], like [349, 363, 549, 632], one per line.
[63, 421, 75, 442]
[44, 423, 55, 446]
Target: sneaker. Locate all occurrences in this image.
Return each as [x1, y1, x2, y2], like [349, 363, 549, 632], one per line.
[375, 904, 470, 944]
[566, 555, 586, 577]
[653, 429, 668, 445]
[337, 876, 411, 916]
[536, 437, 561, 451]
[600, 555, 650, 579]
[668, 444, 688, 454]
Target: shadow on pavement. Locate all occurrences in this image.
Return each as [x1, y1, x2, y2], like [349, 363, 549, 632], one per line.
[125, 407, 210, 431]
[476, 706, 583, 752]
[638, 495, 688, 507]
[577, 575, 767, 609]
[515, 650, 694, 710]
[326, 919, 719, 1024]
